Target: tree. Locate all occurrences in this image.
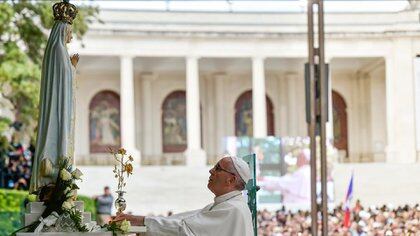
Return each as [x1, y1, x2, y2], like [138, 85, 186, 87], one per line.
[0, 0, 99, 137]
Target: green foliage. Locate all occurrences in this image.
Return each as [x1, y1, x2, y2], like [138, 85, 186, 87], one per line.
[104, 222, 121, 236]
[0, 212, 21, 236]
[0, 0, 99, 137]
[0, 117, 11, 134]
[0, 188, 97, 235]
[0, 135, 11, 168]
[67, 208, 89, 232]
[0, 189, 30, 212]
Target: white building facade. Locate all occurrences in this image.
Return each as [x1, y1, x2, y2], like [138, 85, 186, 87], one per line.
[71, 7, 420, 166]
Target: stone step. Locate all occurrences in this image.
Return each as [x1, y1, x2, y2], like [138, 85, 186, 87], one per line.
[26, 201, 84, 214]
[82, 212, 91, 224]
[25, 212, 42, 226]
[75, 201, 84, 212]
[25, 212, 92, 227]
[25, 201, 88, 227]
[26, 202, 46, 214]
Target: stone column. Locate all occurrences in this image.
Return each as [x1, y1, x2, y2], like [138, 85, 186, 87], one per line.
[356, 72, 372, 161]
[385, 38, 417, 163]
[214, 73, 227, 155]
[120, 56, 141, 164]
[252, 57, 267, 138]
[140, 73, 155, 163]
[185, 57, 206, 166]
[203, 75, 214, 162]
[286, 73, 298, 136]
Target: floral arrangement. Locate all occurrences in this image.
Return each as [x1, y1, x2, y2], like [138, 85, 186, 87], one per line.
[103, 147, 134, 235]
[13, 157, 100, 234]
[13, 148, 135, 235]
[105, 219, 131, 236]
[110, 147, 134, 194]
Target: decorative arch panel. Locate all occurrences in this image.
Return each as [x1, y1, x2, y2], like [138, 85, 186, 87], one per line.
[89, 90, 121, 153]
[162, 90, 187, 152]
[234, 90, 275, 137]
[332, 90, 348, 157]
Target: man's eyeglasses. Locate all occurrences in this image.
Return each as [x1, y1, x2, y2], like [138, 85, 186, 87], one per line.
[214, 163, 236, 176]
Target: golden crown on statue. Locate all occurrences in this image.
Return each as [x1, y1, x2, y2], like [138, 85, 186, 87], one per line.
[53, 0, 78, 25]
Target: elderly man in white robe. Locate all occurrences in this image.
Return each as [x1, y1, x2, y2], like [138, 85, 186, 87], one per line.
[113, 155, 254, 236]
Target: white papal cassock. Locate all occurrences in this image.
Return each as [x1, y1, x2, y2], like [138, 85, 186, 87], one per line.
[144, 190, 254, 236]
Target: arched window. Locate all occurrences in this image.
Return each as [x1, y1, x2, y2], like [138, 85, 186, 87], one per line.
[89, 90, 121, 153]
[234, 90, 275, 137]
[332, 90, 348, 157]
[162, 91, 187, 153]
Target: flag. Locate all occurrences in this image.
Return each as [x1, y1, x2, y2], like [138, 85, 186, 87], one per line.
[343, 173, 354, 228]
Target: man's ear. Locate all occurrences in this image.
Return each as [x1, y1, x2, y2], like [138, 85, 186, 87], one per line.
[226, 175, 236, 185]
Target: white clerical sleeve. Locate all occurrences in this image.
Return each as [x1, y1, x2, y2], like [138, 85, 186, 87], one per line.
[144, 209, 201, 236]
[182, 202, 253, 236]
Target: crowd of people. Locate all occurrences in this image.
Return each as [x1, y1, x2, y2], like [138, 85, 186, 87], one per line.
[0, 134, 34, 190]
[257, 201, 420, 235]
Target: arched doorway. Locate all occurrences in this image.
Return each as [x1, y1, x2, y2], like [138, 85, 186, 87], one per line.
[234, 90, 274, 137]
[89, 90, 121, 153]
[332, 90, 348, 157]
[161, 90, 187, 152]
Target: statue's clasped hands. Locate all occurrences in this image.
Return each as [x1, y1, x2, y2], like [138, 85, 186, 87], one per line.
[71, 53, 79, 67]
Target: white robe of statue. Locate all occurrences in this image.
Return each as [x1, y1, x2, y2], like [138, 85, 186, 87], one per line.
[144, 190, 254, 236]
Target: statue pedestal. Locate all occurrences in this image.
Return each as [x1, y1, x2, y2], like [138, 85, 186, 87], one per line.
[18, 201, 106, 235]
[22, 201, 93, 227]
[17, 201, 146, 235]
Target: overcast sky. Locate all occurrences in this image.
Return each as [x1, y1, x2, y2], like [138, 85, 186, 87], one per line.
[74, 0, 409, 13]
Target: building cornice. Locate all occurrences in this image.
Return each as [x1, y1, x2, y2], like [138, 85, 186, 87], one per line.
[87, 8, 420, 40]
[87, 28, 420, 40]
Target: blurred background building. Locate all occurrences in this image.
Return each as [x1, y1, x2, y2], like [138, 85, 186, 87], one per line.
[73, 1, 418, 166]
[61, 1, 420, 209]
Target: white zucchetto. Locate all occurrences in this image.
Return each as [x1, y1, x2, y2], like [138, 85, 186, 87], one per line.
[228, 156, 251, 183]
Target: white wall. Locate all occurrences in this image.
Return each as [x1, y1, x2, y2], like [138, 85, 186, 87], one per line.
[331, 66, 387, 162]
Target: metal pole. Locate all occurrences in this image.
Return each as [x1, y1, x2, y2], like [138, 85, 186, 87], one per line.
[307, 1, 318, 235]
[318, 0, 329, 235]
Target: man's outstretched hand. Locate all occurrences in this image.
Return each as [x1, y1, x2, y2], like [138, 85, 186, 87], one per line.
[112, 213, 145, 226]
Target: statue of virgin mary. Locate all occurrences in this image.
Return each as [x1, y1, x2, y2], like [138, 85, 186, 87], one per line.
[29, 0, 79, 193]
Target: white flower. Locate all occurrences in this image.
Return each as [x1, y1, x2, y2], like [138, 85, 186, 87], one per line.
[60, 169, 72, 181]
[72, 168, 83, 179]
[62, 200, 74, 210]
[65, 187, 72, 194]
[120, 220, 131, 233]
[66, 188, 76, 198]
